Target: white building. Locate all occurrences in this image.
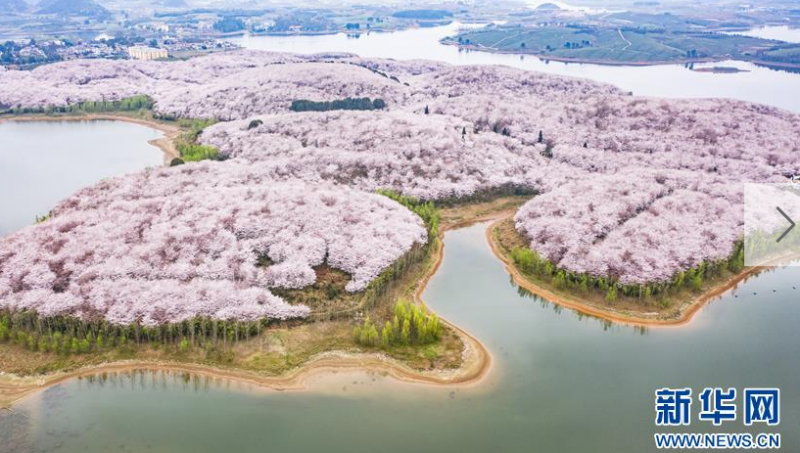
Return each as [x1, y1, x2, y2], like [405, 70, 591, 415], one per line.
[128, 46, 168, 61]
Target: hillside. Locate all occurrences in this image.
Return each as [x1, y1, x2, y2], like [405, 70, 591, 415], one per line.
[37, 0, 109, 17]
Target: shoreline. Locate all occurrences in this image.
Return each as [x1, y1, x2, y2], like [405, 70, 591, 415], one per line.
[750, 59, 800, 70]
[0, 346, 487, 409]
[485, 214, 769, 328]
[0, 212, 496, 409]
[0, 114, 181, 164]
[441, 40, 726, 67]
[2, 197, 769, 406]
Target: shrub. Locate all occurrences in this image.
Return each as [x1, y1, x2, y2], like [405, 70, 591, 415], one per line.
[354, 300, 441, 348]
[290, 97, 386, 112]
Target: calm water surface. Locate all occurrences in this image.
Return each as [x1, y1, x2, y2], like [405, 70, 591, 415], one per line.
[3, 224, 797, 453]
[0, 120, 165, 235]
[229, 22, 800, 113]
[729, 25, 800, 43]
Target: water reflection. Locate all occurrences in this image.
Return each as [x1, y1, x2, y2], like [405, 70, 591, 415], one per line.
[510, 274, 647, 334]
[75, 370, 219, 395]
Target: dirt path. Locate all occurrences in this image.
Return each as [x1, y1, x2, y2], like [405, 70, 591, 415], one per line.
[618, 29, 632, 51]
[489, 33, 523, 49]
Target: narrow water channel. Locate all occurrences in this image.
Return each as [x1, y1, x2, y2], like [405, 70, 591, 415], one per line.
[3, 223, 797, 453]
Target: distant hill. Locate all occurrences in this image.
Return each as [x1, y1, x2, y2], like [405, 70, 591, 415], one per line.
[392, 9, 453, 20]
[1, 0, 29, 13]
[37, 0, 110, 17]
[159, 0, 187, 8]
[535, 3, 562, 10]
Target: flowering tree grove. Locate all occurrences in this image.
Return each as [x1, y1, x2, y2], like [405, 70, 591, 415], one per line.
[1, 50, 799, 325]
[0, 163, 427, 325]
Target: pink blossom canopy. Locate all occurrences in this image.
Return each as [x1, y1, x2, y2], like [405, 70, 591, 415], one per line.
[2, 50, 800, 317]
[0, 163, 426, 325]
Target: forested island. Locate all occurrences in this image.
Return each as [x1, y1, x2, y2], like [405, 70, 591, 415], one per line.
[0, 50, 799, 396]
[446, 10, 800, 68]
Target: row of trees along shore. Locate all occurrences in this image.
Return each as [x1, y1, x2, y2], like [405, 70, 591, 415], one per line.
[2, 95, 385, 117]
[352, 193, 444, 348]
[0, 311, 268, 356]
[509, 241, 744, 304]
[0, 94, 153, 115]
[353, 300, 442, 348]
[356, 190, 440, 311]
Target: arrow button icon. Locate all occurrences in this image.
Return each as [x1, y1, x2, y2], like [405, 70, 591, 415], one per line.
[776, 207, 795, 243]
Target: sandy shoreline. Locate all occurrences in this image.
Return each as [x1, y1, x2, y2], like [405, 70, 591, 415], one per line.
[485, 214, 772, 328]
[0, 114, 181, 164]
[0, 347, 487, 408]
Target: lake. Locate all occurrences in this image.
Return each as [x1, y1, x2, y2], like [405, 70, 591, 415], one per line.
[728, 25, 800, 44]
[0, 120, 166, 236]
[229, 22, 800, 113]
[2, 223, 797, 453]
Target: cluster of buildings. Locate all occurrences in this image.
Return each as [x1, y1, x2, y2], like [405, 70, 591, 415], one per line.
[1, 36, 239, 68]
[59, 40, 129, 60]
